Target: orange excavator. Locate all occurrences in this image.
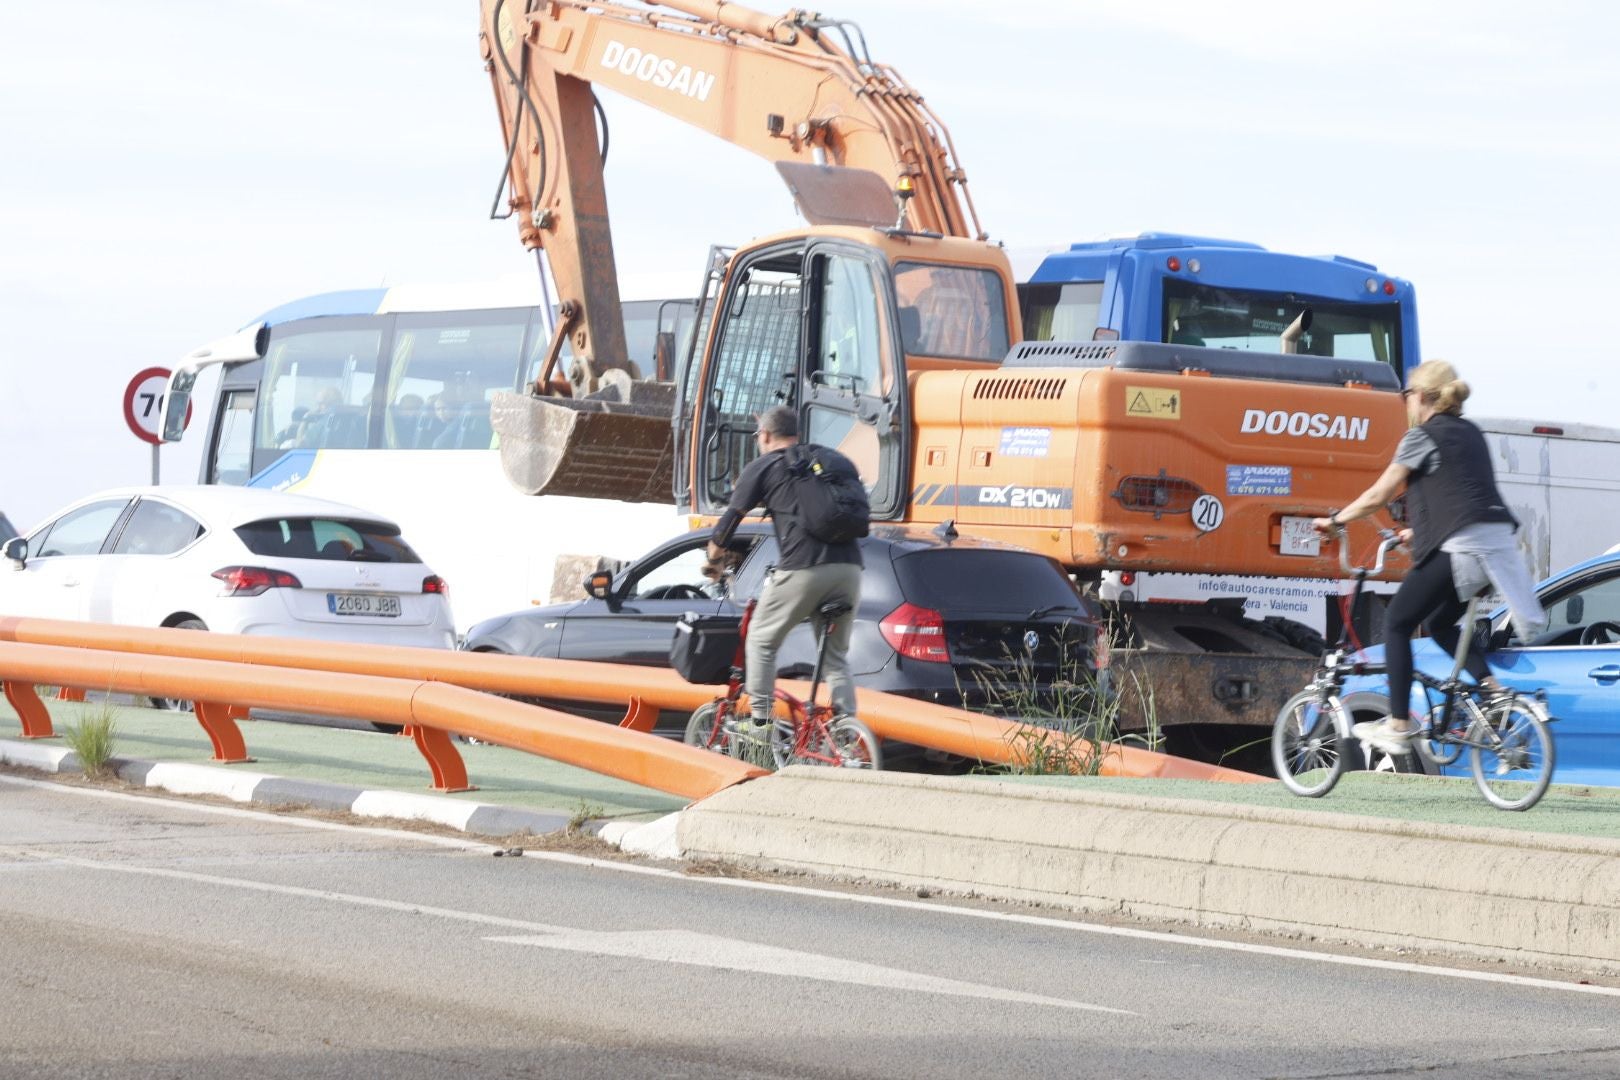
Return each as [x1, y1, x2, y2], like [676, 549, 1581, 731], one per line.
[479, 0, 1408, 760]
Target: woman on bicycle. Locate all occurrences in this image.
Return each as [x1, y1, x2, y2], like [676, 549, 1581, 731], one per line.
[1311, 360, 1546, 756]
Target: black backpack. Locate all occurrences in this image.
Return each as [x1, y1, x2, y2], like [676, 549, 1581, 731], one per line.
[781, 443, 871, 544]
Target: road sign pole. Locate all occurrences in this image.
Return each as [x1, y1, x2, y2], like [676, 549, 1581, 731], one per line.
[151, 443, 160, 485]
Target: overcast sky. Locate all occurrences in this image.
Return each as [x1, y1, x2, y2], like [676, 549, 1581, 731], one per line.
[3, 1, 1617, 528]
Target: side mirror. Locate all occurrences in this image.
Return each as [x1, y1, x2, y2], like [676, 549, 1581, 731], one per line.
[584, 570, 615, 601]
[1471, 616, 1497, 652]
[160, 367, 198, 443]
[161, 321, 269, 443]
[3, 537, 26, 568]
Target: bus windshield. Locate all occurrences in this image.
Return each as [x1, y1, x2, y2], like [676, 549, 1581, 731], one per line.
[1163, 279, 1401, 366]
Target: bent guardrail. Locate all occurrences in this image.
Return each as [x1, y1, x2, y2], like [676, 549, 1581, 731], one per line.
[0, 639, 764, 799]
[0, 616, 1261, 784]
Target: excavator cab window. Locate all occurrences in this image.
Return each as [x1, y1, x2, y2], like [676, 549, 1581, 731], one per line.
[892, 262, 1010, 361]
[699, 251, 804, 507]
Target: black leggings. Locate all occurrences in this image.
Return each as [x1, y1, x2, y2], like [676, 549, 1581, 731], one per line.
[1384, 550, 1491, 720]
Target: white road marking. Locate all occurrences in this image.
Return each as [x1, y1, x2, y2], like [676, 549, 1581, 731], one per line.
[5, 772, 1618, 1000]
[488, 929, 1133, 1014]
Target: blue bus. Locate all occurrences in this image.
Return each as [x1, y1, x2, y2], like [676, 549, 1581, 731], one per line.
[1017, 233, 1417, 377]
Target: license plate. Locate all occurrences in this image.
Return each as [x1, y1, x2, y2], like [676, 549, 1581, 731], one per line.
[327, 592, 402, 617]
[1279, 516, 1322, 557]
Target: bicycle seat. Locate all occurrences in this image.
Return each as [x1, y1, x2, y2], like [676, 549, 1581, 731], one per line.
[817, 599, 853, 620]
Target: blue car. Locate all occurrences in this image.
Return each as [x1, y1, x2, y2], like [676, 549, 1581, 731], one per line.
[1341, 549, 1620, 786]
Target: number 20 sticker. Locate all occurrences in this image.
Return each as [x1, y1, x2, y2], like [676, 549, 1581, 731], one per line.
[1191, 494, 1225, 532]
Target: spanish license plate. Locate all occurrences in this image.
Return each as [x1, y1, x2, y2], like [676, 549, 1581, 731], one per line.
[1279, 516, 1322, 557]
[327, 592, 402, 617]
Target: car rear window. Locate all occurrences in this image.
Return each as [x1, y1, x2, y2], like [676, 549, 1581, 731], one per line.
[234, 517, 421, 563]
[893, 549, 1086, 614]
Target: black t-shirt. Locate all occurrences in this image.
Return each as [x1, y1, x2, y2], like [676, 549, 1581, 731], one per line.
[711, 446, 863, 571]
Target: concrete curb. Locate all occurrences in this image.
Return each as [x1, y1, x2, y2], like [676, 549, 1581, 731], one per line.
[0, 738, 571, 839]
[679, 768, 1620, 977]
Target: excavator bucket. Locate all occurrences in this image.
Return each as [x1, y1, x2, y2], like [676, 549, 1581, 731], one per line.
[490, 382, 678, 503]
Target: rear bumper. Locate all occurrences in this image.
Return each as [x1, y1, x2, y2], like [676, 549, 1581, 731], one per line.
[219, 616, 456, 650]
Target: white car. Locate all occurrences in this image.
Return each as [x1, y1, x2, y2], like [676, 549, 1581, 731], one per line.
[0, 486, 456, 649]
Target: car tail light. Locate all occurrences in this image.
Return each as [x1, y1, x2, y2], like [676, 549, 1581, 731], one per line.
[212, 566, 301, 597]
[422, 575, 448, 595]
[880, 602, 950, 663]
[1113, 474, 1201, 514]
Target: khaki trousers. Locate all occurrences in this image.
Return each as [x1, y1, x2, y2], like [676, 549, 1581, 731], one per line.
[746, 562, 862, 720]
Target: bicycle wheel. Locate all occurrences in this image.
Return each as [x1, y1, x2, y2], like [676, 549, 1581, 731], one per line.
[684, 700, 730, 755]
[1271, 690, 1350, 797]
[1469, 696, 1554, 811]
[767, 715, 800, 770]
[826, 716, 882, 770]
[1415, 699, 1472, 768]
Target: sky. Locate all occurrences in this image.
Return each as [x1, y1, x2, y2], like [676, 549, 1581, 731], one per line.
[3, 0, 1618, 529]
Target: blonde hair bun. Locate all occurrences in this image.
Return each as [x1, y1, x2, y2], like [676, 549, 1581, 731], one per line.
[1407, 359, 1470, 415]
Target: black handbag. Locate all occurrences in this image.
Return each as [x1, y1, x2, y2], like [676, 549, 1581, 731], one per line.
[669, 612, 742, 684]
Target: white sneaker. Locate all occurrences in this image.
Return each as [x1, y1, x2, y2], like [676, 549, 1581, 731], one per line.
[1352, 717, 1415, 756]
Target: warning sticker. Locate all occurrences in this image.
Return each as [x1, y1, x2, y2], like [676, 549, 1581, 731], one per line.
[1126, 386, 1181, 420]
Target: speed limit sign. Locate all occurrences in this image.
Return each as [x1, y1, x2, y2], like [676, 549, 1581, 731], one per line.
[123, 367, 190, 445]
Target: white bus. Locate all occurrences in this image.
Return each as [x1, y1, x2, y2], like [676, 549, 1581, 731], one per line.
[164, 278, 699, 633]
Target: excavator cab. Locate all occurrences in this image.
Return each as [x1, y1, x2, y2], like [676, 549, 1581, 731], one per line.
[686, 228, 1015, 520]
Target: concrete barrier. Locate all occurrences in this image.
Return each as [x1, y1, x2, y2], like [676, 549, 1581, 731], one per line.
[679, 768, 1620, 976]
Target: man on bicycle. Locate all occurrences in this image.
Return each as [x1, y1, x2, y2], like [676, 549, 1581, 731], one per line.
[706, 405, 865, 738]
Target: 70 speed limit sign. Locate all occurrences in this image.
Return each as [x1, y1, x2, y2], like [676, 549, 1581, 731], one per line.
[123, 367, 190, 445]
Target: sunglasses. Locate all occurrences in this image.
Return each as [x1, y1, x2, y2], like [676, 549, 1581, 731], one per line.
[1400, 388, 1417, 399]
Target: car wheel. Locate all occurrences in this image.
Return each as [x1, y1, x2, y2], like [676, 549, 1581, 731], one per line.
[151, 618, 207, 711]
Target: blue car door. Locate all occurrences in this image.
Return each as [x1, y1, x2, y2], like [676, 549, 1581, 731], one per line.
[1490, 562, 1620, 786]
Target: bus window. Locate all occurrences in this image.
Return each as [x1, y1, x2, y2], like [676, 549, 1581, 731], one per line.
[257, 327, 381, 454]
[385, 313, 527, 450]
[1020, 281, 1103, 342]
[1162, 279, 1400, 367]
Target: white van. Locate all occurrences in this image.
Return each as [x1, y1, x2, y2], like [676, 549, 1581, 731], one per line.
[1478, 418, 1620, 581]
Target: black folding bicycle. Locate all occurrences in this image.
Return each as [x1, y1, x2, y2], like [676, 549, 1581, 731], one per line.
[1271, 529, 1555, 811]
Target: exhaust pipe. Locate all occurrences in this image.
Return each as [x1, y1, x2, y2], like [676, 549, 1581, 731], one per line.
[1279, 308, 1313, 355]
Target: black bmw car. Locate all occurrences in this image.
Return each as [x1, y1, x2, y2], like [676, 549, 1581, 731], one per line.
[463, 523, 1099, 740]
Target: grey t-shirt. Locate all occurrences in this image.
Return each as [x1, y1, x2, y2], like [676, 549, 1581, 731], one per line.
[1393, 427, 1439, 475]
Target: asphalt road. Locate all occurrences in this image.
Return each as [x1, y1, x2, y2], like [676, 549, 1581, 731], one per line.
[3, 775, 1619, 1079]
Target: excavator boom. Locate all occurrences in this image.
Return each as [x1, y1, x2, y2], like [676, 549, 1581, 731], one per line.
[479, 0, 986, 503]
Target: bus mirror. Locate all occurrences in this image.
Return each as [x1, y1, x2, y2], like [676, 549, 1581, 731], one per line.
[162, 321, 269, 443]
[2, 537, 25, 568]
[160, 368, 197, 443]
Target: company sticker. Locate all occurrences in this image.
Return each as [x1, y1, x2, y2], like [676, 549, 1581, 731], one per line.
[1126, 386, 1181, 420]
[1226, 464, 1292, 496]
[998, 426, 1051, 458]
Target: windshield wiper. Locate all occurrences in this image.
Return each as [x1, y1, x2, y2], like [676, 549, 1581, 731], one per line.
[1025, 604, 1077, 621]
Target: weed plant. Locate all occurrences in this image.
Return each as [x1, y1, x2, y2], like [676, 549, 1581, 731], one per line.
[63, 704, 120, 777]
[967, 622, 1162, 776]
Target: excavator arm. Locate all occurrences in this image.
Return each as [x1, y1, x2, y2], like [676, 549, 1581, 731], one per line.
[479, 0, 984, 399]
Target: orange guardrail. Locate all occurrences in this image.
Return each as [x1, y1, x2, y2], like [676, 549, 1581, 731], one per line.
[0, 639, 764, 800]
[0, 616, 1260, 783]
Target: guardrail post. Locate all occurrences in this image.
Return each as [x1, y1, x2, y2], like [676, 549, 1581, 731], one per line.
[57, 687, 86, 702]
[2, 680, 57, 739]
[193, 701, 254, 763]
[618, 696, 657, 733]
[410, 725, 474, 792]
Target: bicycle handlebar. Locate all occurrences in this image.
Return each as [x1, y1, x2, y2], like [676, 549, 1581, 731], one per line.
[1330, 527, 1402, 576]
